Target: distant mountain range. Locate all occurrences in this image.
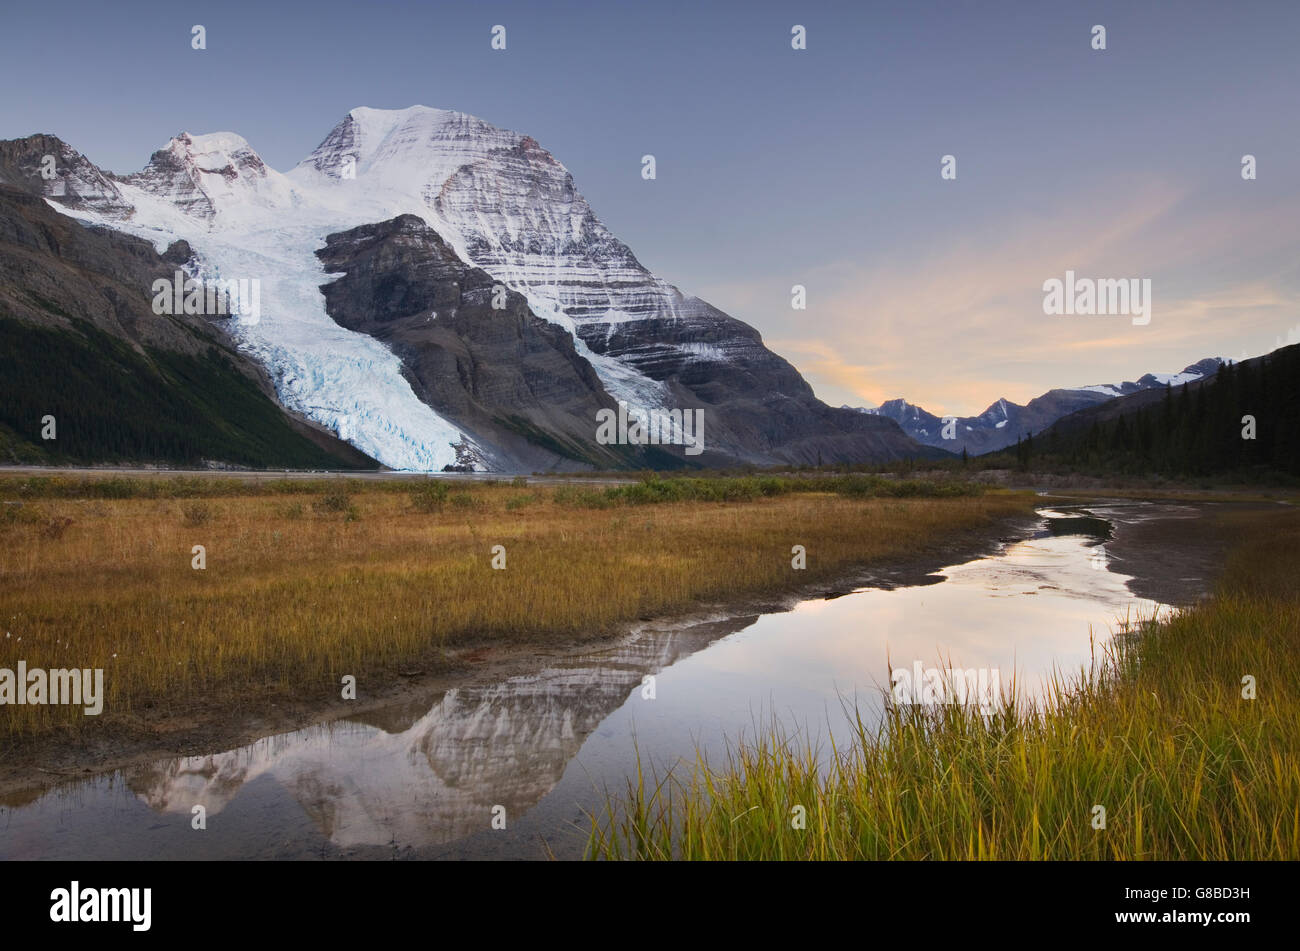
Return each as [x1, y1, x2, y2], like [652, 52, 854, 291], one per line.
[1018, 344, 1300, 477]
[0, 106, 928, 471]
[848, 358, 1224, 455]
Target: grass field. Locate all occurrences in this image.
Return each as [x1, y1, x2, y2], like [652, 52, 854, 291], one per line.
[0, 473, 1033, 741]
[586, 505, 1300, 860]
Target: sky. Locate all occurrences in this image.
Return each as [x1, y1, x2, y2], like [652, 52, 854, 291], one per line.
[2, 0, 1297, 415]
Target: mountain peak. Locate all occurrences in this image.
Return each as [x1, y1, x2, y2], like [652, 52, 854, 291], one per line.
[1182, 357, 1225, 376]
[149, 131, 267, 179]
[0, 133, 131, 216]
[15, 111, 927, 470]
[174, 130, 257, 154]
[293, 105, 524, 185]
[850, 358, 1227, 455]
[126, 130, 290, 222]
[347, 104, 465, 124]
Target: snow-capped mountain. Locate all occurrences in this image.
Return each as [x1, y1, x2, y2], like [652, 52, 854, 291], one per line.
[124, 613, 738, 852]
[292, 107, 706, 400]
[0, 173, 372, 469]
[2, 107, 922, 470]
[2, 133, 133, 217]
[851, 358, 1224, 455]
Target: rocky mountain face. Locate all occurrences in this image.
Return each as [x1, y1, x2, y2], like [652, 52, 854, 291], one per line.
[853, 359, 1223, 455]
[124, 614, 746, 853]
[0, 134, 132, 217]
[294, 107, 919, 467]
[0, 179, 374, 468]
[315, 214, 674, 470]
[1, 108, 927, 470]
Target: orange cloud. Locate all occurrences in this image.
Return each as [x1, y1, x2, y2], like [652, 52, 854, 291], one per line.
[771, 179, 1300, 415]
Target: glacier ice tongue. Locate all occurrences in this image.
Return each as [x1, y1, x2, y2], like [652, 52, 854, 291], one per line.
[46, 106, 700, 469]
[50, 179, 482, 471]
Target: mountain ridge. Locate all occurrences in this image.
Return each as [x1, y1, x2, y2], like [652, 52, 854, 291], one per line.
[0, 182, 375, 468]
[1, 107, 930, 470]
[850, 358, 1224, 455]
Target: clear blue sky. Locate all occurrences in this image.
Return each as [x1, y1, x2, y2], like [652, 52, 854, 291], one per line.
[3, 0, 1297, 414]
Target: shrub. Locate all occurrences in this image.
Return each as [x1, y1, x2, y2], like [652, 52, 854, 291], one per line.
[0, 502, 42, 529]
[505, 493, 539, 511]
[409, 480, 449, 513]
[93, 477, 137, 499]
[552, 485, 613, 508]
[40, 516, 74, 540]
[181, 500, 212, 526]
[314, 489, 352, 514]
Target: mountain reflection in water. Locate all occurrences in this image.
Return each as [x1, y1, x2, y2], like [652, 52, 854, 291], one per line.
[1, 504, 1180, 860]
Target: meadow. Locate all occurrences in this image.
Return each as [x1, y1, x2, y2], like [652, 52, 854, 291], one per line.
[587, 505, 1300, 860]
[0, 473, 1032, 742]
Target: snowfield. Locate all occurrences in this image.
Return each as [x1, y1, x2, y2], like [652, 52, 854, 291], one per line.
[48, 107, 681, 470]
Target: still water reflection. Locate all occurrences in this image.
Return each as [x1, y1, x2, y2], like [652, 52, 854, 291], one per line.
[0, 504, 1178, 859]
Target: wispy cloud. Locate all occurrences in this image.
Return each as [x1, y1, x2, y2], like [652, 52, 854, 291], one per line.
[764, 177, 1300, 415]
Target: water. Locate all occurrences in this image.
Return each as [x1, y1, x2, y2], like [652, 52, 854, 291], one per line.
[0, 503, 1180, 860]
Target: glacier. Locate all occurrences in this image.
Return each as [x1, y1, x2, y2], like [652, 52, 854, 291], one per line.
[49, 131, 484, 470]
[44, 108, 694, 470]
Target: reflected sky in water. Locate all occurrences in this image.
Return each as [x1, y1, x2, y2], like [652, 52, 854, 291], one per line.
[0, 504, 1175, 860]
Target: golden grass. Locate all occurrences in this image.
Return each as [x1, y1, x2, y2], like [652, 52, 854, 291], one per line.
[0, 478, 1034, 739]
[587, 505, 1300, 860]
